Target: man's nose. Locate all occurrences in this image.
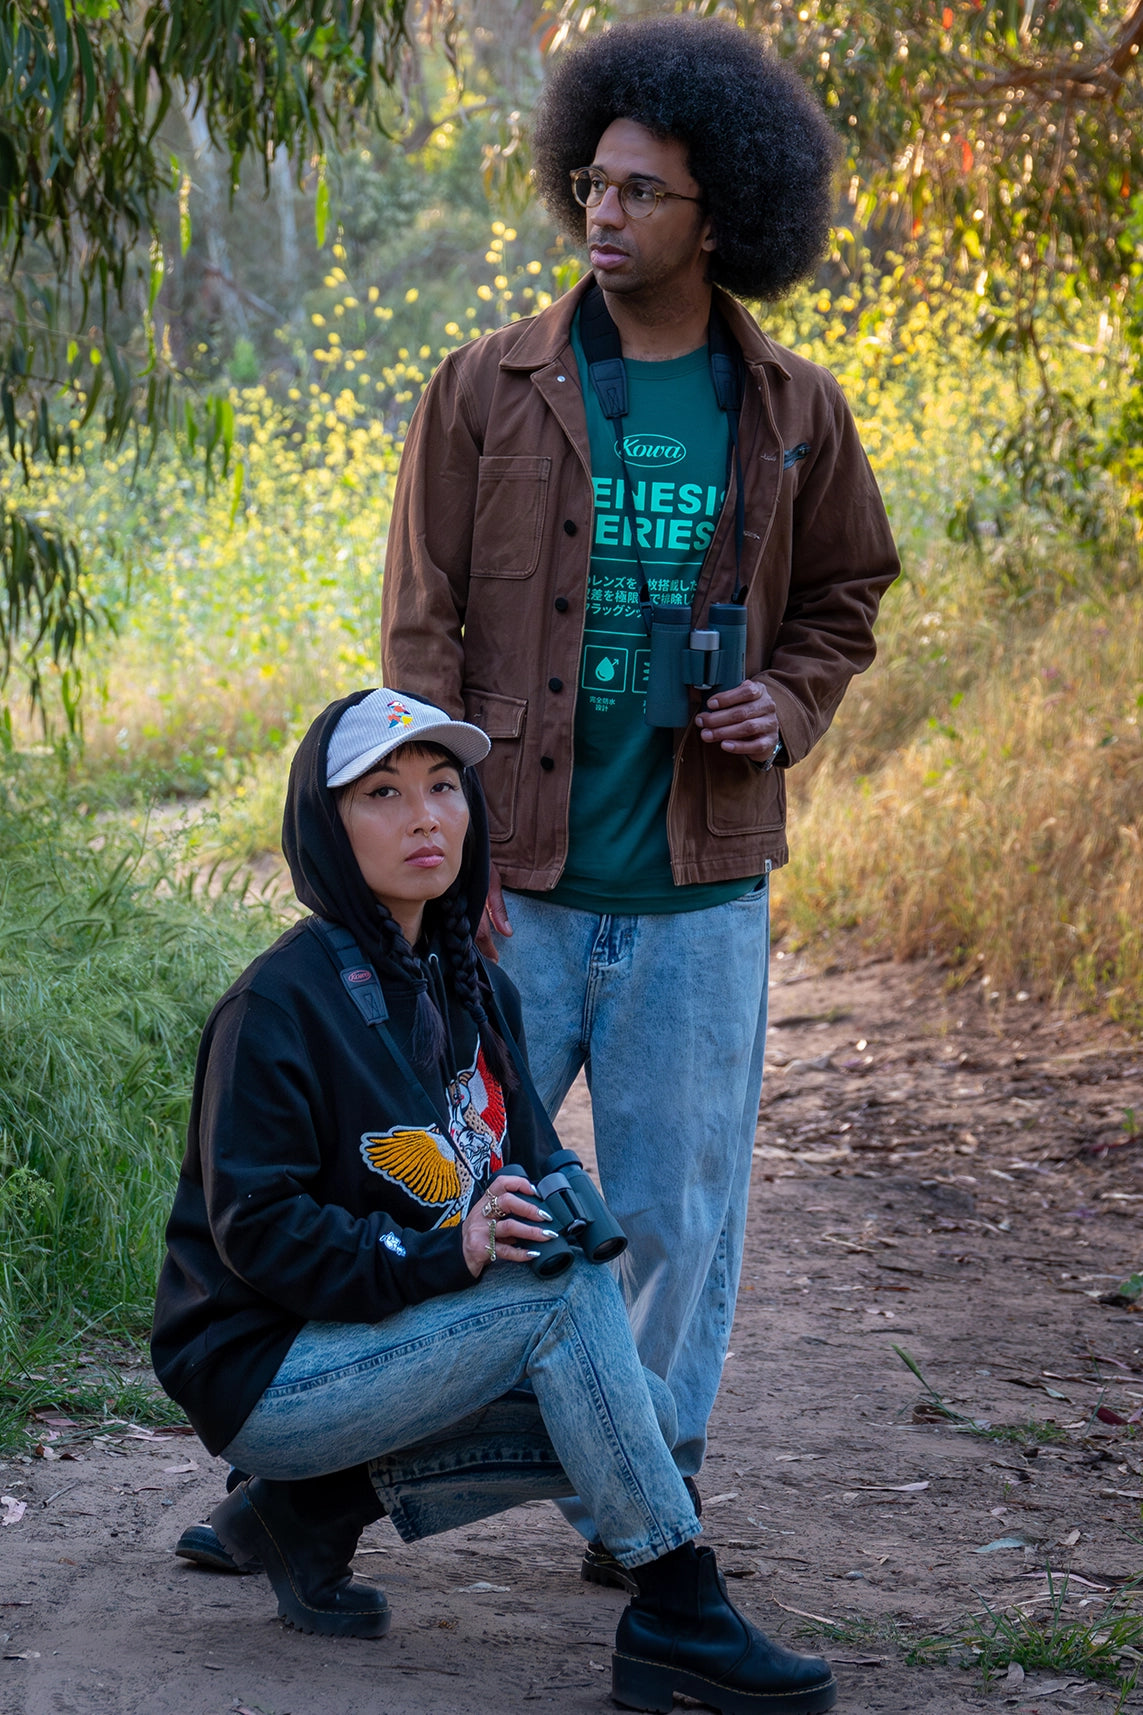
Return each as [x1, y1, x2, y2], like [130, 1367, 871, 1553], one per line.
[593, 182, 627, 227]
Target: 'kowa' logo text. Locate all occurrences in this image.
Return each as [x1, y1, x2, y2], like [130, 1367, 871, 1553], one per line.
[616, 434, 686, 468]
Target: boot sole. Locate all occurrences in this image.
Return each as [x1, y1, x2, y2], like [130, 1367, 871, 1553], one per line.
[211, 1488, 391, 1640]
[612, 1651, 837, 1715]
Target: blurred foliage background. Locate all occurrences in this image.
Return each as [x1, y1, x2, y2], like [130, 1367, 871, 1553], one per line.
[0, 0, 1141, 1412]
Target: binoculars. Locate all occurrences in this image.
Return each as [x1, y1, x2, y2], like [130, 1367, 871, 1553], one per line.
[644, 601, 747, 729]
[499, 1149, 627, 1280]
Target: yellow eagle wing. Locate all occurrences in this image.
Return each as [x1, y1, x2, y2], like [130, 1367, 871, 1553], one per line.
[360, 1128, 462, 1207]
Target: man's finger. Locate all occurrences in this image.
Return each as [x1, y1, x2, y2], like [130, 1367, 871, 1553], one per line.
[705, 678, 766, 712]
[476, 907, 500, 963]
[486, 864, 512, 937]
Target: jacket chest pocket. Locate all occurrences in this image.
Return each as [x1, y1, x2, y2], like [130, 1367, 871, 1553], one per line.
[471, 455, 550, 579]
[463, 687, 527, 844]
[704, 746, 785, 837]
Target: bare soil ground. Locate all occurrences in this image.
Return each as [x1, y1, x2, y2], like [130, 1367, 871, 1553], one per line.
[3, 950, 1143, 1715]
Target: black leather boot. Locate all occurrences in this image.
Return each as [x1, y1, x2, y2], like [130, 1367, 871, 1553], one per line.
[210, 1467, 390, 1639]
[175, 1469, 259, 1573]
[612, 1543, 836, 1714]
[175, 1521, 260, 1574]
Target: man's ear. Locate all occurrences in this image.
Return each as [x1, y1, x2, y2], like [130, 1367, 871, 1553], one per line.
[700, 216, 716, 254]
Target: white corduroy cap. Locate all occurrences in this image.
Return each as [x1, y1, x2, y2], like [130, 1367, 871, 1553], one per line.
[325, 688, 490, 789]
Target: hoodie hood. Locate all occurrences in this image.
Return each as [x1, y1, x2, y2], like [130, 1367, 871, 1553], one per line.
[281, 689, 492, 967]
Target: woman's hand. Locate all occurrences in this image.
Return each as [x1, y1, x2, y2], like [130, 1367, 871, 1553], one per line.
[462, 1174, 554, 1279]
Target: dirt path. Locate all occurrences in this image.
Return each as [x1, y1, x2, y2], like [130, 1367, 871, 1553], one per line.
[3, 953, 1142, 1715]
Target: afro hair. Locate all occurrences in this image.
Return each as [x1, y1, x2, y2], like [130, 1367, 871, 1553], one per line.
[531, 15, 840, 302]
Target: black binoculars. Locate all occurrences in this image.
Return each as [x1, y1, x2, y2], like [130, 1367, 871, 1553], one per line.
[644, 601, 747, 729]
[499, 1149, 627, 1280]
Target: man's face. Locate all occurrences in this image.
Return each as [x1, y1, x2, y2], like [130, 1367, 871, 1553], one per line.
[585, 118, 715, 301]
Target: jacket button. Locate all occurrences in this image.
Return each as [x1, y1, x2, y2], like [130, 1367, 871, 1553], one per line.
[554, 596, 569, 612]
[563, 519, 577, 536]
[540, 755, 555, 771]
[548, 677, 563, 693]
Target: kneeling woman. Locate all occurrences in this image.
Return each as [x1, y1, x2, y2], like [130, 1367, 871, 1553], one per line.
[151, 688, 835, 1715]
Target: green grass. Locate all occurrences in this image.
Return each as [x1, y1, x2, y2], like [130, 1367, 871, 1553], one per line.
[794, 1584, 1143, 1704]
[0, 758, 280, 1445]
[965, 1574, 1143, 1693]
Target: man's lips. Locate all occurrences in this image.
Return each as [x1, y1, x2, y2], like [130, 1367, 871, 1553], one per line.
[406, 847, 445, 868]
[589, 241, 630, 269]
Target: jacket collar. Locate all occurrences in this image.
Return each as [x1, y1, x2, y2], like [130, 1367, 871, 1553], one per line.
[497, 272, 792, 381]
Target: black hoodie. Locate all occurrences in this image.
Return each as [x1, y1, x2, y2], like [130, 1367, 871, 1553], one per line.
[151, 692, 557, 1455]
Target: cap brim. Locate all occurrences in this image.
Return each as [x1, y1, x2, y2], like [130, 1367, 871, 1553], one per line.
[327, 719, 491, 788]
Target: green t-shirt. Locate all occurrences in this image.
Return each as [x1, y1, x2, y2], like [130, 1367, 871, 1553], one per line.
[542, 319, 758, 915]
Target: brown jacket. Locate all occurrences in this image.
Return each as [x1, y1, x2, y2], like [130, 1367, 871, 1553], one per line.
[382, 276, 899, 891]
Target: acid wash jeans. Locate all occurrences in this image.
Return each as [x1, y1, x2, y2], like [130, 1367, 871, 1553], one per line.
[496, 882, 771, 1483]
[219, 1258, 699, 1570]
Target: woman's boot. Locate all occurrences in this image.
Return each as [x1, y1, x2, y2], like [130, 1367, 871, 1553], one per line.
[209, 1465, 390, 1639]
[612, 1542, 836, 1715]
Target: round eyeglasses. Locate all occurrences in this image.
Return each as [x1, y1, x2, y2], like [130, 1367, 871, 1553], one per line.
[569, 168, 704, 220]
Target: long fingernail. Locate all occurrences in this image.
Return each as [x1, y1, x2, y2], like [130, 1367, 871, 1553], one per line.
[540, 1229, 559, 1239]
[526, 1250, 542, 1258]
[536, 1209, 552, 1220]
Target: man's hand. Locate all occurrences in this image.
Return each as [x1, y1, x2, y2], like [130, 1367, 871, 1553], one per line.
[476, 862, 512, 962]
[694, 679, 780, 761]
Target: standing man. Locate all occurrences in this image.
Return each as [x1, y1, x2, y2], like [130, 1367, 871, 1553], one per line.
[382, 15, 898, 1574]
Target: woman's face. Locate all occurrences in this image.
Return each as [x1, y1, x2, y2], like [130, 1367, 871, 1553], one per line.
[338, 744, 469, 940]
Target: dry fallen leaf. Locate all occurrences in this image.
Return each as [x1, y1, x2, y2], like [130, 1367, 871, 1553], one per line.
[1060, 1529, 1081, 1548]
[853, 1481, 930, 1493]
[703, 1490, 741, 1503]
[161, 1462, 198, 1474]
[1, 1496, 27, 1526]
[771, 1596, 841, 1626]
[1004, 1661, 1026, 1687]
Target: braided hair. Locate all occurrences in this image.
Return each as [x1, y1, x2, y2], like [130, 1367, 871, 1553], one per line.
[436, 882, 517, 1092]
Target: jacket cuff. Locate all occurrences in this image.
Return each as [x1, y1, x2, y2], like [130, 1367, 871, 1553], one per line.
[401, 1223, 476, 1302]
[759, 679, 810, 766]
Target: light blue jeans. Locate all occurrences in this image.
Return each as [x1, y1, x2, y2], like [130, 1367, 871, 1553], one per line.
[497, 883, 770, 1480]
[220, 1258, 700, 1570]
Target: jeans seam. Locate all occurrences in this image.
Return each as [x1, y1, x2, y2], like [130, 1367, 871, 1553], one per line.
[545, 1297, 678, 1560]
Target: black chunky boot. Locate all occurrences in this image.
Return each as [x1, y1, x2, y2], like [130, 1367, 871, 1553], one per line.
[210, 1466, 390, 1639]
[583, 1477, 702, 1596]
[612, 1542, 836, 1714]
[175, 1521, 260, 1574]
[176, 1469, 260, 1574]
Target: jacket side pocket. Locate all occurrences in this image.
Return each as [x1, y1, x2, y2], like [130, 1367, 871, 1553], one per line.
[463, 687, 527, 844]
[704, 745, 785, 837]
[471, 455, 551, 579]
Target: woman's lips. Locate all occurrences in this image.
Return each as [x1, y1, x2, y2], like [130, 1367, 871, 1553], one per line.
[406, 848, 445, 868]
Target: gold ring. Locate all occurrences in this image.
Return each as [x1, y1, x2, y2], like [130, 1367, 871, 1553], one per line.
[487, 1219, 497, 1263]
[482, 1194, 505, 1221]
